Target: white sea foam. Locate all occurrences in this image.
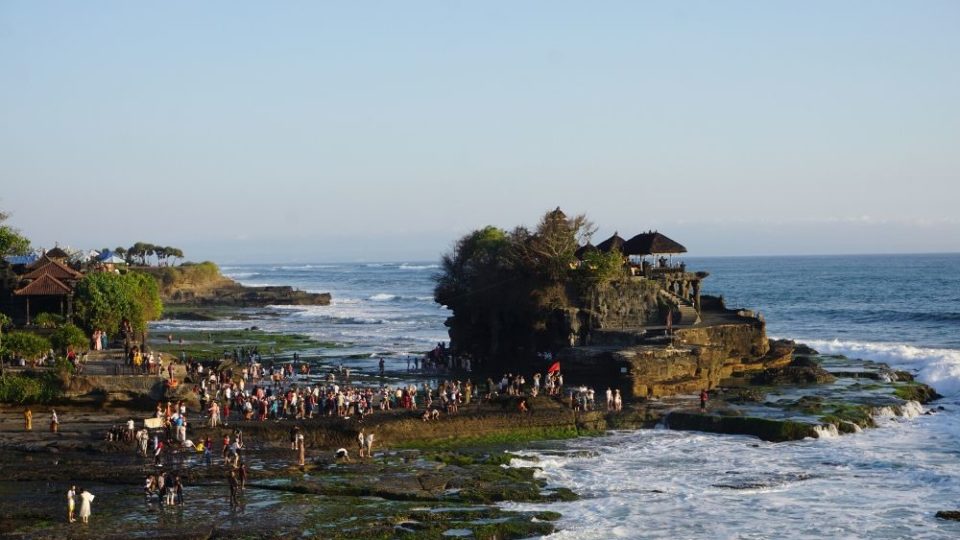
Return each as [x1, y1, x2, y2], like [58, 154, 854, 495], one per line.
[503, 424, 960, 539]
[223, 271, 260, 279]
[802, 338, 960, 396]
[399, 263, 440, 270]
[899, 400, 925, 419]
[368, 293, 435, 302]
[813, 424, 840, 438]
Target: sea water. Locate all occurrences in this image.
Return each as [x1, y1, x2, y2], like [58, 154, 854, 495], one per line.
[154, 254, 960, 538]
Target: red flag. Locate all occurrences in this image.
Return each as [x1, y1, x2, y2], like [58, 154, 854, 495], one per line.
[547, 361, 560, 374]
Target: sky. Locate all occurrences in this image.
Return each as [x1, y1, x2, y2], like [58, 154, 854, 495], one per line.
[1, 1, 958, 263]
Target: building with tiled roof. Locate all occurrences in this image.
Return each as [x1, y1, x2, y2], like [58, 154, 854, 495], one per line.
[12, 272, 75, 324]
[14, 273, 73, 296]
[22, 258, 83, 282]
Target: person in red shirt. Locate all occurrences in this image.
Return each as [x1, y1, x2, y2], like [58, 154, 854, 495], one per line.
[700, 389, 708, 413]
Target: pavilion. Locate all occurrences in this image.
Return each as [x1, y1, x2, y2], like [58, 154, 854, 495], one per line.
[13, 272, 75, 324]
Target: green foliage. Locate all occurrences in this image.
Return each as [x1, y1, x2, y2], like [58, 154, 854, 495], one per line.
[893, 382, 941, 403]
[0, 371, 63, 404]
[3, 331, 51, 359]
[575, 248, 626, 285]
[434, 208, 600, 363]
[0, 312, 12, 331]
[73, 270, 163, 335]
[125, 241, 185, 266]
[512, 208, 594, 282]
[435, 226, 514, 308]
[50, 323, 88, 354]
[32, 312, 65, 329]
[0, 210, 31, 256]
[150, 261, 222, 294]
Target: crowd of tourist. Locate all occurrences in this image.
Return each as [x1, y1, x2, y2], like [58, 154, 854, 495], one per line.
[37, 337, 638, 526]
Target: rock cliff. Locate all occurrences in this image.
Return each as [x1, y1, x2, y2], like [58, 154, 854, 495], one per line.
[139, 263, 331, 310]
[557, 314, 791, 399]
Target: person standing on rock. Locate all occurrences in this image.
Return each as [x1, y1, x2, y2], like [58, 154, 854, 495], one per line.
[700, 389, 708, 413]
[154, 439, 164, 467]
[50, 409, 59, 433]
[357, 428, 366, 458]
[228, 469, 240, 508]
[24, 408, 32, 431]
[237, 461, 248, 491]
[78, 488, 94, 524]
[67, 485, 77, 523]
[364, 431, 375, 458]
[208, 401, 220, 428]
[297, 429, 306, 467]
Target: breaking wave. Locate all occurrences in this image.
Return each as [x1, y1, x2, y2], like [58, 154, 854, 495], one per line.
[802, 338, 960, 397]
[369, 293, 434, 302]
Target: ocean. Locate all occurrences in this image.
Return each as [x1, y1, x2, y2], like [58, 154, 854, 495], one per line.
[153, 254, 960, 539]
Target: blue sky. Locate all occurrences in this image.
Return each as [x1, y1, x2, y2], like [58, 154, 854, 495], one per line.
[2, 1, 958, 263]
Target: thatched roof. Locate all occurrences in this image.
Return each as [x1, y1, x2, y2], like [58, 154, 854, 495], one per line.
[596, 233, 626, 253]
[14, 273, 72, 296]
[574, 243, 599, 260]
[623, 232, 687, 255]
[22, 258, 82, 281]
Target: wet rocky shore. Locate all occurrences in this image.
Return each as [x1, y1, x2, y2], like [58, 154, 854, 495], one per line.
[0, 338, 944, 538]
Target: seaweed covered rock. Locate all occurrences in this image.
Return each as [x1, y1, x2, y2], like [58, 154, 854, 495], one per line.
[725, 388, 768, 403]
[894, 382, 941, 404]
[665, 411, 819, 442]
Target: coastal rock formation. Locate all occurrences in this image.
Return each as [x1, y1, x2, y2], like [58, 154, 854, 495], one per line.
[665, 412, 820, 442]
[751, 357, 837, 385]
[61, 374, 197, 407]
[140, 263, 331, 310]
[558, 317, 791, 399]
[168, 283, 331, 308]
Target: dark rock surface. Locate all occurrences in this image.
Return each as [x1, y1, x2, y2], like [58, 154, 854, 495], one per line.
[752, 357, 837, 386]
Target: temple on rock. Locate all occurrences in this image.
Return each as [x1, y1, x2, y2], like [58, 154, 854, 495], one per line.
[583, 230, 704, 325]
[436, 210, 789, 401]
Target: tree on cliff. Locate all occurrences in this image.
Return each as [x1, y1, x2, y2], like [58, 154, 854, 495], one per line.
[0, 210, 31, 256]
[73, 271, 163, 336]
[434, 208, 599, 367]
[512, 208, 594, 282]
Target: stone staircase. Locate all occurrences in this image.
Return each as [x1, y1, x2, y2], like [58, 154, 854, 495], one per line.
[658, 289, 701, 325]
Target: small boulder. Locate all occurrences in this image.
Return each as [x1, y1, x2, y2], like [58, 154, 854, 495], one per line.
[935, 511, 960, 521]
